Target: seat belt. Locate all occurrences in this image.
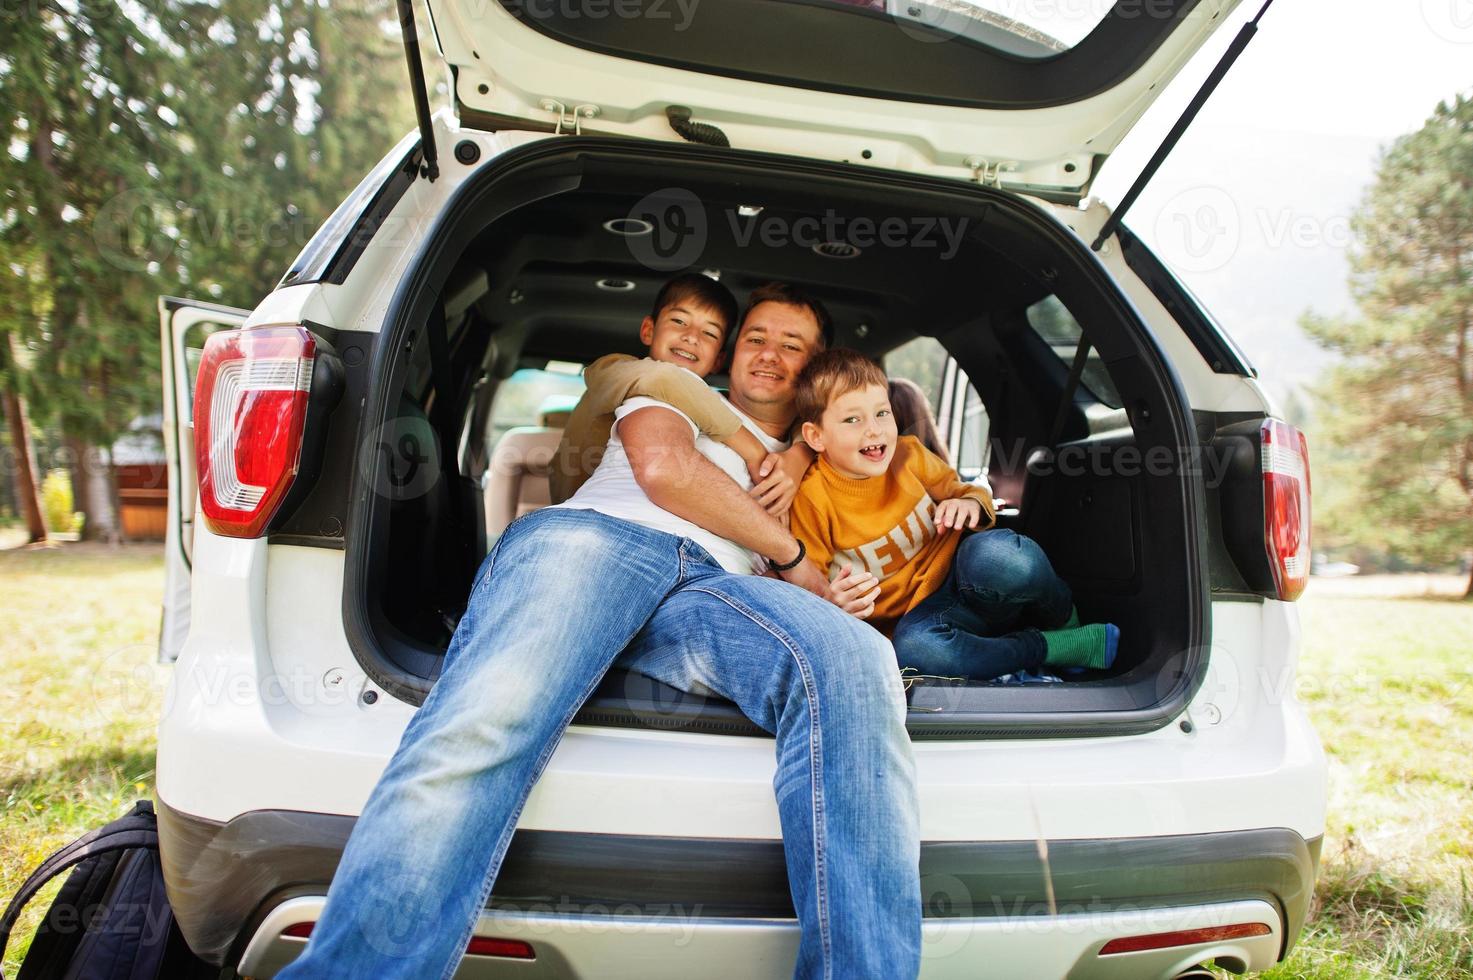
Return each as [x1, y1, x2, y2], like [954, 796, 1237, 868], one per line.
[1022, 335, 1092, 536]
[425, 302, 485, 599]
[1045, 334, 1092, 455]
[426, 302, 460, 479]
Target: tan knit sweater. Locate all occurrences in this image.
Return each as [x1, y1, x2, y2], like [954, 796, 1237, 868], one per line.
[549, 354, 743, 504]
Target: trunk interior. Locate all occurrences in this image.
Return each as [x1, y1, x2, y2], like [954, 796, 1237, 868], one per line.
[341, 138, 1210, 739]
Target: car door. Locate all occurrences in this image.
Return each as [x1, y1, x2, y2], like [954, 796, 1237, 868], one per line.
[157, 296, 250, 663]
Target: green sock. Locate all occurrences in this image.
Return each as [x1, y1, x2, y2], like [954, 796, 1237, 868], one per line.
[1042, 623, 1120, 670]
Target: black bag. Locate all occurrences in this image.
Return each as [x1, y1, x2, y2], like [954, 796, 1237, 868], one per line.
[1, 801, 214, 980]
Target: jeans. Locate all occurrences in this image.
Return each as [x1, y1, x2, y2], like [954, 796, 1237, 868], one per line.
[276, 507, 920, 980]
[892, 527, 1073, 681]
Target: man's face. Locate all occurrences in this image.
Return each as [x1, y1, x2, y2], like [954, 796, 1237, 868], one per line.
[728, 301, 823, 410]
[639, 300, 728, 377]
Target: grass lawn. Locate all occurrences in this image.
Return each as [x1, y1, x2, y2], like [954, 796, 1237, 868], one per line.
[1257, 587, 1473, 979]
[1, 541, 1470, 976]
[1, 542, 172, 975]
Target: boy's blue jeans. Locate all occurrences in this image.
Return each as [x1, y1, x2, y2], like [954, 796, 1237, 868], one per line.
[892, 527, 1073, 680]
[276, 507, 920, 980]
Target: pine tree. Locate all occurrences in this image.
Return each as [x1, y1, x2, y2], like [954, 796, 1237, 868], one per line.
[168, 0, 411, 306]
[2, 0, 201, 540]
[1303, 92, 1473, 596]
[3, 0, 411, 541]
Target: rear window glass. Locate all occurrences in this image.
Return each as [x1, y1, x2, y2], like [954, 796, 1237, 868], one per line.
[1024, 296, 1123, 408]
[497, 0, 1192, 112]
[822, 0, 1102, 57]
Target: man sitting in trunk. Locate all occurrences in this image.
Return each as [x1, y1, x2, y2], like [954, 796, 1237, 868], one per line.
[279, 279, 923, 980]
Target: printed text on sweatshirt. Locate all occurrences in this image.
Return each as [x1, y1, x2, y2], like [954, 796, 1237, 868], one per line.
[789, 436, 996, 635]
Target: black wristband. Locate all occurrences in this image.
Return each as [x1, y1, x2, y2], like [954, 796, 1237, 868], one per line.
[768, 538, 806, 572]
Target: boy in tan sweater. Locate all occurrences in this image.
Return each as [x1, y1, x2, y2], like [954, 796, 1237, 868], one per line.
[549, 273, 799, 516]
[788, 348, 1118, 681]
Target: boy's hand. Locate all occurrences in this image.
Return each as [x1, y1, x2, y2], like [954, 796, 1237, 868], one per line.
[935, 497, 984, 533]
[750, 452, 798, 518]
[826, 564, 881, 620]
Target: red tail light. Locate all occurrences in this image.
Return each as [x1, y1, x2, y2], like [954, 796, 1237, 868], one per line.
[1261, 419, 1311, 601]
[194, 326, 316, 538]
[279, 922, 533, 959]
[465, 937, 535, 959]
[1100, 921, 1272, 954]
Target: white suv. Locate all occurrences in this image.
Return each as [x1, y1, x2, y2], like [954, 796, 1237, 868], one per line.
[153, 1, 1326, 977]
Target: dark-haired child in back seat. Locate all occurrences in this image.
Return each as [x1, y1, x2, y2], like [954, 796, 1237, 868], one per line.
[788, 348, 1119, 681]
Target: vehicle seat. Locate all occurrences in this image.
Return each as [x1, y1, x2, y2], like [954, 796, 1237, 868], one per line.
[539, 406, 574, 428]
[483, 427, 562, 541]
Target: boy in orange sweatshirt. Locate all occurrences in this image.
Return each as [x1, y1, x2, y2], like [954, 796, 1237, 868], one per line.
[788, 349, 1118, 681]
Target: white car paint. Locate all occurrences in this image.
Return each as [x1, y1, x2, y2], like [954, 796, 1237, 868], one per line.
[158, 533, 1323, 845]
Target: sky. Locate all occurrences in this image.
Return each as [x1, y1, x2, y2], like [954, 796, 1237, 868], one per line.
[1089, 0, 1473, 404]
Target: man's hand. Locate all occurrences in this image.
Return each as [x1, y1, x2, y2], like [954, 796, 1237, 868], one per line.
[776, 556, 830, 597]
[826, 564, 880, 619]
[775, 442, 814, 487]
[935, 497, 984, 533]
[750, 453, 797, 518]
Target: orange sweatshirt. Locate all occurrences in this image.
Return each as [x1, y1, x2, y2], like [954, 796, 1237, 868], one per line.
[789, 436, 996, 636]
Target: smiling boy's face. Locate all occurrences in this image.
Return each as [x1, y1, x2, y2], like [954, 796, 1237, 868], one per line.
[802, 382, 899, 480]
[639, 300, 728, 377]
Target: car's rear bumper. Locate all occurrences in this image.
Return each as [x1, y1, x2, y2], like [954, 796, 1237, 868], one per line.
[156, 798, 1320, 973]
[241, 895, 1284, 979]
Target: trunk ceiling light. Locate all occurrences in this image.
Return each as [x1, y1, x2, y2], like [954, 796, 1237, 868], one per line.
[602, 217, 654, 236]
[813, 241, 861, 259]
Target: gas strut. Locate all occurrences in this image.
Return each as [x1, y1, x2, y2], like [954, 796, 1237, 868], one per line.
[396, 0, 440, 181]
[1091, 0, 1274, 252]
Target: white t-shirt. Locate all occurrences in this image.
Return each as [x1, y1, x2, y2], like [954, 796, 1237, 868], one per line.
[552, 394, 787, 573]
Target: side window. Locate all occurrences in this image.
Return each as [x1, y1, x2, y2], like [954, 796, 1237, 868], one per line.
[884, 336, 990, 480]
[1024, 296, 1123, 409]
[485, 367, 586, 451]
[956, 385, 990, 478]
[884, 335, 948, 408]
[181, 321, 235, 422]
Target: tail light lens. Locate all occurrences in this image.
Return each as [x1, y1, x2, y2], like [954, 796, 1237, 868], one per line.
[280, 922, 534, 959]
[1100, 921, 1272, 954]
[1261, 418, 1311, 601]
[465, 937, 535, 959]
[194, 326, 317, 538]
